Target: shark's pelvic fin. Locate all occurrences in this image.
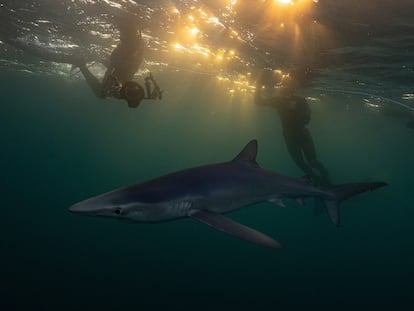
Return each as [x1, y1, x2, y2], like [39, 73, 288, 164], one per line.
[188, 209, 281, 249]
[324, 199, 340, 225]
[296, 198, 305, 205]
[231, 140, 259, 167]
[268, 197, 286, 208]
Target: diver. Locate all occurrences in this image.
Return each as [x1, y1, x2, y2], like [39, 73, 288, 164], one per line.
[4, 10, 162, 108]
[255, 70, 331, 185]
[71, 13, 162, 108]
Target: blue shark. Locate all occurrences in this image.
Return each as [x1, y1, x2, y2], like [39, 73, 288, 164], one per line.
[69, 140, 387, 249]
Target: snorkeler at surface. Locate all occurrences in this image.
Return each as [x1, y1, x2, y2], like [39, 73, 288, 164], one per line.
[3, 9, 162, 108]
[73, 13, 162, 108]
[255, 70, 332, 185]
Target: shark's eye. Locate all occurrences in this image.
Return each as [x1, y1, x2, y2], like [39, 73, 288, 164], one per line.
[114, 208, 122, 215]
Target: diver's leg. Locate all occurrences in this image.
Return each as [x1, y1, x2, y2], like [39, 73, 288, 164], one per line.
[107, 5, 140, 43]
[5, 38, 85, 65]
[301, 128, 332, 185]
[6, 38, 105, 98]
[107, 14, 143, 81]
[283, 131, 314, 177]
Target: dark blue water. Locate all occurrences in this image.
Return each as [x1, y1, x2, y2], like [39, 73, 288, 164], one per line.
[1, 0, 414, 309]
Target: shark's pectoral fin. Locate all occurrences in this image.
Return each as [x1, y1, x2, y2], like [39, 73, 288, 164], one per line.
[188, 209, 282, 249]
[295, 198, 305, 205]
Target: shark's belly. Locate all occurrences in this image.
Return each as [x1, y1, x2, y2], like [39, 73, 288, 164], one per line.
[191, 184, 269, 214]
[129, 201, 193, 223]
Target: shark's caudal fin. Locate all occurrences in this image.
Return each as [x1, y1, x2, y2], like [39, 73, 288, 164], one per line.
[232, 140, 259, 167]
[324, 182, 387, 225]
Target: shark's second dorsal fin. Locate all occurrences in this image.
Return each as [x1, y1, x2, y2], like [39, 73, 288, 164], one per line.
[232, 140, 259, 167]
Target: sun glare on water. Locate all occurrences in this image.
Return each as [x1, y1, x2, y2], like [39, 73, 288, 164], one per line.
[165, 0, 319, 96]
[276, 0, 293, 4]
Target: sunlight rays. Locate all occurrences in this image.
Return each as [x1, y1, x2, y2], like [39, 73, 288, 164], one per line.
[158, 0, 323, 97]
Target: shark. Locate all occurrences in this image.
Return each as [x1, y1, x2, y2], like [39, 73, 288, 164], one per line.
[69, 140, 387, 249]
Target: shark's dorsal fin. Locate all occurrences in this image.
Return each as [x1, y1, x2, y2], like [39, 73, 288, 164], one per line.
[232, 140, 259, 167]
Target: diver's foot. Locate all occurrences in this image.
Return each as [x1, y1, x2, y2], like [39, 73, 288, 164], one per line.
[303, 173, 319, 186]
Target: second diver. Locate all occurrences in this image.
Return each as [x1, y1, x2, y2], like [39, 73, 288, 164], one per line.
[255, 70, 331, 186]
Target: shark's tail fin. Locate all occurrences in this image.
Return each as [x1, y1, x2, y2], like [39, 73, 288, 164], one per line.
[324, 182, 387, 225]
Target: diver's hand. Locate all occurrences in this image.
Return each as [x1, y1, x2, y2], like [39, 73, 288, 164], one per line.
[145, 72, 154, 81]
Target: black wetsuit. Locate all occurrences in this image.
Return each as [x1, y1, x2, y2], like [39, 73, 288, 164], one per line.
[99, 30, 144, 99]
[257, 93, 331, 185]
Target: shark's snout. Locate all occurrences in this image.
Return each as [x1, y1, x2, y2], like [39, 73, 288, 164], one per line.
[69, 199, 102, 214]
[69, 195, 117, 216]
[69, 202, 87, 213]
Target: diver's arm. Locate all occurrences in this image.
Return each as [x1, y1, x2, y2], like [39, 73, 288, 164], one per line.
[100, 66, 119, 98]
[78, 64, 105, 98]
[254, 84, 275, 107]
[304, 98, 311, 122]
[297, 96, 311, 124]
[6, 38, 110, 99]
[144, 73, 163, 100]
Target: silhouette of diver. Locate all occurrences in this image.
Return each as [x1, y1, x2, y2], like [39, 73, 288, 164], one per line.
[73, 13, 162, 108]
[255, 70, 331, 185]
[3, 10, 162, 108]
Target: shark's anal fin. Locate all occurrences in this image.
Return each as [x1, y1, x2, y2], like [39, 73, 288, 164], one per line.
[188, 209, 282, 249]
[324, 200, 339, 225]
